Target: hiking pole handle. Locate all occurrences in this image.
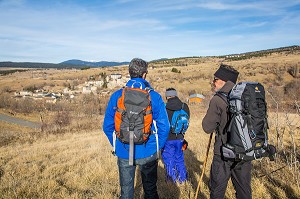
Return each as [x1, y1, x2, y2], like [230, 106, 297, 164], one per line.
[195, 133, 213, 199]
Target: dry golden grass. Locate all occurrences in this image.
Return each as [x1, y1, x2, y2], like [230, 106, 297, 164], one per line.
[1, 109, 299, 198]
[0, 122, 122, 198]
[0, 51, 299, 198]
[0, 120, 40, 148]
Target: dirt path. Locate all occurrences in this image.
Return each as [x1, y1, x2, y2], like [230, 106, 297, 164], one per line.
[0, 113, 41, 129]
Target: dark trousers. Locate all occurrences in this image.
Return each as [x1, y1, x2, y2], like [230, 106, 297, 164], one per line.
[118, 154, 159, 199]
[209, 155, 252, 199]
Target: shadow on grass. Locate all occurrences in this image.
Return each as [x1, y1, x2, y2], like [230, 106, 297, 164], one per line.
[132, 148, 210, 198]
[133, 161, 181, 199]
[264, 175, 300, 199]
[185, 148, 209, 199]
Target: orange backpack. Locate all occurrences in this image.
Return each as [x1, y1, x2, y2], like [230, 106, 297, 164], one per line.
[114, 86, 153, 144]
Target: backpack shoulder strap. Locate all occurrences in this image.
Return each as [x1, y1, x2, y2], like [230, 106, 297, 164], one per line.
[214, 91, 230, 144]
[145, 87, 153, 93]
[215, 91, 228, 105]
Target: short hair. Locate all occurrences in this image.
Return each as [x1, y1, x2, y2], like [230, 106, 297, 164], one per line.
[166, 87, 176, 91]
[128, 58, 148, 78]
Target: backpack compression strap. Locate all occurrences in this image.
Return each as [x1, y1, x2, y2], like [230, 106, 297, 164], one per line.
[129, 129, 134, 165]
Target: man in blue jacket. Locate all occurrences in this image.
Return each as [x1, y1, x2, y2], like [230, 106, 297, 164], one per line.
[103, 58, 170, 199]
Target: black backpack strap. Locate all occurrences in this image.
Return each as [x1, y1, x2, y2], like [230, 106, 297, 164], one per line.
[214, 91, 229, 145]
[215, 91, 228, 105]
[181, 103, 185, 110]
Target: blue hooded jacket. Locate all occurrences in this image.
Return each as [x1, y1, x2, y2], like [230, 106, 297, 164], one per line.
[103, 78, 170, 159]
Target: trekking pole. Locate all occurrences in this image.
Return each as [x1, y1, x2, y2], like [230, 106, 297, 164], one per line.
[195, 133, 213, 199]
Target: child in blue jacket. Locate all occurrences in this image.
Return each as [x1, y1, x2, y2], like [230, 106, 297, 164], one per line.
[162, 88, 190, 183]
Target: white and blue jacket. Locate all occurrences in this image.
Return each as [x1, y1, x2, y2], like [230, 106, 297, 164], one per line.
[103, 78, 170, 159]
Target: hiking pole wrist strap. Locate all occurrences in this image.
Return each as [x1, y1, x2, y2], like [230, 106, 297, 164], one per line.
[153, 120, 160, 159]
[112, 131, 116, 156]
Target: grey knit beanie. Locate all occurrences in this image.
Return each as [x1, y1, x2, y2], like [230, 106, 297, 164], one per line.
[165, 89, 178, 98]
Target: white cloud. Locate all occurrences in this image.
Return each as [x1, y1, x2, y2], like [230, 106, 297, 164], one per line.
[0, 0, 299, 62]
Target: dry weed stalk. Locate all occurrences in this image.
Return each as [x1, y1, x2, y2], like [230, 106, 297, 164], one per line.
[267, 90, 300, 188]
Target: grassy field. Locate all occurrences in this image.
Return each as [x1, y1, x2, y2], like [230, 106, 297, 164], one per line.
[0, 50, 299, 198]
[0, 110, 299, 198]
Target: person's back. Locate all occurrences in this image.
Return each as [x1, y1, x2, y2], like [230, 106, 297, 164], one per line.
[103, 58, 170, 199]
[161, 88, 190, 183]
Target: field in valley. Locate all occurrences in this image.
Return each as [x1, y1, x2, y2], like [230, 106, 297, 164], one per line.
[0, 50, 299, 198]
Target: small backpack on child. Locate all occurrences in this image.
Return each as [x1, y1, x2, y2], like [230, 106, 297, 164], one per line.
[170, 103, 189, 135]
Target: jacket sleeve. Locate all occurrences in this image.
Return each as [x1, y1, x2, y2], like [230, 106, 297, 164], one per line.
[102, 91, 120, 146]
[151, 92, 170, 149]
[202, 96, 222, 134]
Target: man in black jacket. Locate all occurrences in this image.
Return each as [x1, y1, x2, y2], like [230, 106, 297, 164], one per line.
[161, 88, 190, 183]
[202, 64, 252, 199]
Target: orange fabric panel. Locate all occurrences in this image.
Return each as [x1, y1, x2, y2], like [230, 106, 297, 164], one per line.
[114, 87, 153, 141]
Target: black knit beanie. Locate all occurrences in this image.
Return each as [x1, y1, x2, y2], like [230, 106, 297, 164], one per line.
[214, 64, 239, 83]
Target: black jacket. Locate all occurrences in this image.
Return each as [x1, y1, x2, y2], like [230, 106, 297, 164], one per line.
[202, 81, 235, 155]
[165, 96, 190, 140]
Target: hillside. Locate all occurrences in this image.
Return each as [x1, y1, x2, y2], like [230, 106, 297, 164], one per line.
[0, 47, 299, 198]
[0, 45, 299, 70]
[0, 60, 129, 69]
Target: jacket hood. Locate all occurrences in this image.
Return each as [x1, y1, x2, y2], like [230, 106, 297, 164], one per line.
[126, 78, 152, 90]
[166, 96, 183, 111]
[218, 81, 235, 94]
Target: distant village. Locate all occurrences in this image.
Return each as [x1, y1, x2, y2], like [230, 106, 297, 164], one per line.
[14, 73, 130, 103]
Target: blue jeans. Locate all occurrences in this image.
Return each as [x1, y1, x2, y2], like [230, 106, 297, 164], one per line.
[161, 139, 187, 183]
[117, 153, 159, 199]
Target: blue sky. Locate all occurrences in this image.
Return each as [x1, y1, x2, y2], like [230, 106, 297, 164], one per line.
[0, 0, 300, 63]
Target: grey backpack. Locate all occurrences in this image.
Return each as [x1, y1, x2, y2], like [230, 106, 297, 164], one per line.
[219, 82, 276, 161]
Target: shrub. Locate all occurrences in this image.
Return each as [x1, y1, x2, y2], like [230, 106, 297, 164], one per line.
[53, 111, 71, 132]
[81, 67, 90, 70]
[24, 85, 38, 92]
[287, 65, 299, 78]
[284, 80, 300, 99]
[171, 68, 181, 73]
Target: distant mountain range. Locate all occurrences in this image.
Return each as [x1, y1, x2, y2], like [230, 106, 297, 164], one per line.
[0, 60, 130, 69]
[0, 45, 299, 69]
[60, 59, 129, 67]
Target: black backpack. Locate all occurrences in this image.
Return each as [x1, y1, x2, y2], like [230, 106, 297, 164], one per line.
[218, 82, 276, 162]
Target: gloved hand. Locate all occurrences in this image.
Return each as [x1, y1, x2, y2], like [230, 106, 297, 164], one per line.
[182, 139, 188, 151]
